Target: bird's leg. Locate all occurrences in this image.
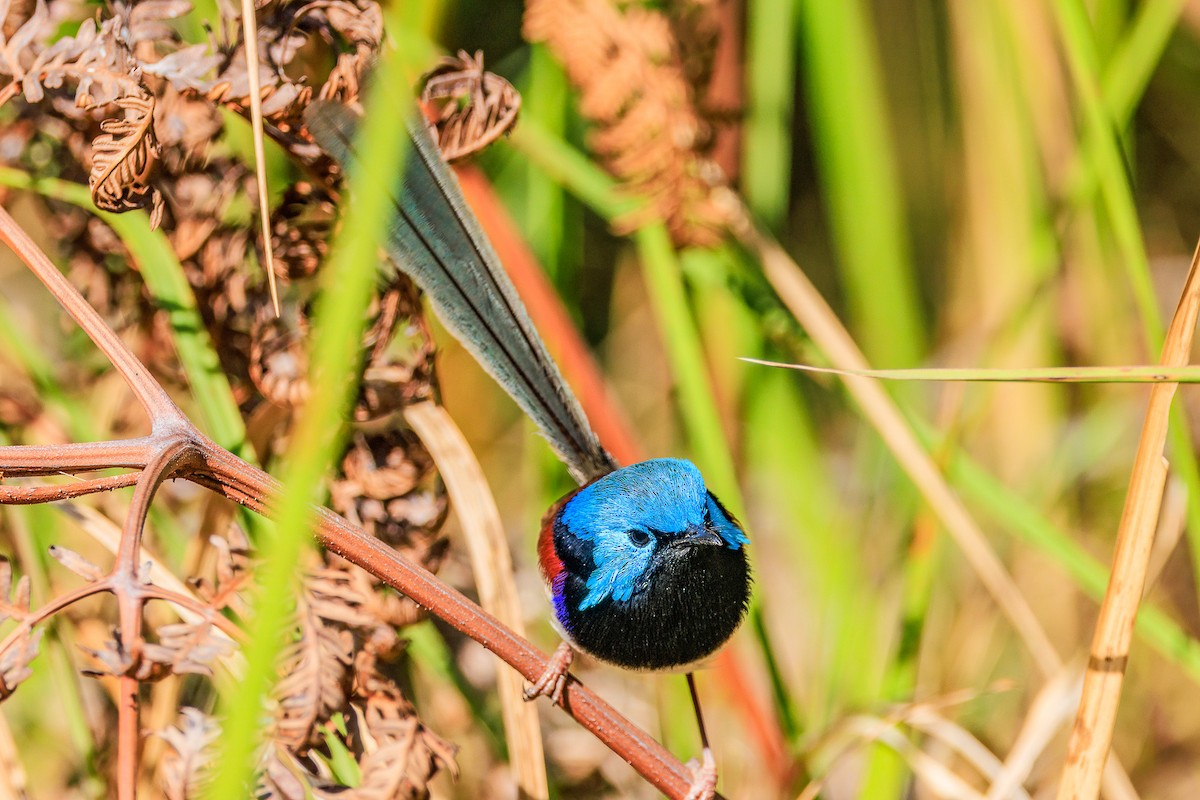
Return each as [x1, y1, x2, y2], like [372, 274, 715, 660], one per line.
[523, 641, 574, 705]
[682, 671, 717, 800]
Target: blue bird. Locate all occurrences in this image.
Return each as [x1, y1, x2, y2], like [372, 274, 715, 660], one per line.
[538, 459, 750, 672]
[306, 99, 751, 800]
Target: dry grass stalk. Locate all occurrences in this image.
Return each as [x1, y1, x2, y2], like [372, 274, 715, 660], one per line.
[238, 0, 280, 315]
[1056, 238, 1200, 799]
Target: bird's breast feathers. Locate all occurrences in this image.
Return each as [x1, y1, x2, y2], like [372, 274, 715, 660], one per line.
[536, 459, 752, 671]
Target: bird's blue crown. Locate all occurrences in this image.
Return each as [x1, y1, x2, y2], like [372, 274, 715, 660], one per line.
[557, 458, 748, 612]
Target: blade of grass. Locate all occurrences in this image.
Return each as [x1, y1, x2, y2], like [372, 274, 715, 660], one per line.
[943, 426, 1200, 684]
[238, 0, 280, 315]
[1052, 0, 1200, 670]
[797, 0, 926, 367]
[742, 0, 798, 229]
[738, 221, 1063, 677]
[744, 360, 1200, 383]
[1101, 0, 1188, 123]
[203, 5, 442, 796]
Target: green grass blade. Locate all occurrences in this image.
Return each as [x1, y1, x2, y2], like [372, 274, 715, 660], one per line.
[743, 0, 798, 228]
[1101, 0, 1188, 123]
[745, 360, 1200, 383]
[797, 0, 926, 366]
[203, 4, 442, 795]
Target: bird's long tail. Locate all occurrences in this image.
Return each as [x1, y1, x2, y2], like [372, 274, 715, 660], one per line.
[305, 101, 616, 485]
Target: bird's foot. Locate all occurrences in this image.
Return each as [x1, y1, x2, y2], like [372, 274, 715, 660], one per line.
[683, 747, 717, 800]
[523, 641, 573, 705]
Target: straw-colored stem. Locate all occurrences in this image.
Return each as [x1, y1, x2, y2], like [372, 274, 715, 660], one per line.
[1056, 238, 1200, 799]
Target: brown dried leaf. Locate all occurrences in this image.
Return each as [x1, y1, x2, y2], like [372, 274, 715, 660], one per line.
[143, 621, 235, 678]
[0, 560, 30, 623]
[157, 707, 219, 800]
[126, 0, 193, 44]
[79, 629, 144, 679]
[0, 627, 42, 700]
[48, 544, 104, 582]
[273, 595, 354, 752]
[0, 0, 49, 92]
[258, 750, 312, 800]
[141, 43, 223, 91]
[89, 92, 165, 228]
[199, 529, 252, 609]
[351, 678, 459, 799]
[420, 50, 521, 161]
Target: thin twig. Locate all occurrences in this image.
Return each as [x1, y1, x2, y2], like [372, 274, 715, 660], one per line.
[0, 472, 141, 503]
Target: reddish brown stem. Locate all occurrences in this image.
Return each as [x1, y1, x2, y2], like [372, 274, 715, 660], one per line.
[0, 439, 154, 474]
[0, 472, 141, 503]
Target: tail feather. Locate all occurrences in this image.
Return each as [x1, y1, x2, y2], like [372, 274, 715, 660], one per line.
[305, 101, 616, 484]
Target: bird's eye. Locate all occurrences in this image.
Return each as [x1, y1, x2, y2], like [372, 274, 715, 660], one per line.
[628, 530, 651, 547]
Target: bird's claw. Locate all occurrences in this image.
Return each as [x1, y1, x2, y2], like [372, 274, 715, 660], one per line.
[523, 641, 574, 705]
[683, 747, 717, 800]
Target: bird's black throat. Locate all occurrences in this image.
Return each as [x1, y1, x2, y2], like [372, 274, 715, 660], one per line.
[557, 533, 752, 671]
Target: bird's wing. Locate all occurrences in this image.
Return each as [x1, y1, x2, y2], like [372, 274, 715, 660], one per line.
[305, 101, 616, 485]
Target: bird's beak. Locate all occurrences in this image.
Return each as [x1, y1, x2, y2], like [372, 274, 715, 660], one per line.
[680, 524, 726, 548]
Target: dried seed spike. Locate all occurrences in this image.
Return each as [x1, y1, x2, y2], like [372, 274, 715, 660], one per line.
[48, 544, 105, 582]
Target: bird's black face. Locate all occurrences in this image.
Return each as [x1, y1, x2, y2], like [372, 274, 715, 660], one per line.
[548, 459, 752, 671]
[558, 525, 751, 670]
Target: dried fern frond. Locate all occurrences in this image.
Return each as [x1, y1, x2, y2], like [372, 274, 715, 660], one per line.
[350, 646, 460, 799]
[80, 628, 167, 680]
[88, 92, 164, 227]
[143, 621, 236, 678]
[273, 591, 355, 752]
[420, 50, 521, 161]
[523, 0, 731, 247]
[157, 707, 219, 800]
[0, 627, 42, 700]
[0, 560, 31, 624]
